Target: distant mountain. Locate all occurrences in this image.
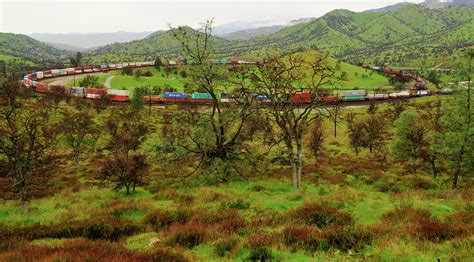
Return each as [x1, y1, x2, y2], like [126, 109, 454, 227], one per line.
[213, 21, 286, 35]
[29, 31, 153, 49]
[364, 2, 411, 13]
[218, 26, 285, 40]
[88, 27, 229, 63]
[422, 0, 474, 9]
[0, 33, 66, 66]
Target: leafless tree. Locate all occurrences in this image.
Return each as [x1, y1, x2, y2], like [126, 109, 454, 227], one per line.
[248, 51, 343, 188]
[61, 109, 97, 163]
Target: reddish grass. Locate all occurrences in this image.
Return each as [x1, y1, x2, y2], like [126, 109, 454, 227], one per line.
[291, 203, 354, 228]
[165, 223, 208, 248]
[144, 209, 192, 231]
[381, 206, 432, 225]
[0, 238, 191, 262]
[321, 225, 372, 252]
[247, 232, 279, 249]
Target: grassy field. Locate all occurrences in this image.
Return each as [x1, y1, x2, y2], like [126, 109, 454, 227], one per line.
[0, 54, 36, 66]
[0, 96, 472, 261]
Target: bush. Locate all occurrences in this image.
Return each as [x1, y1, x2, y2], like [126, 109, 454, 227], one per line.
[292, 203, 354, 228]
[247, 246, 274, 262]
[414, 219, 468, 243]
[381, 206, 432, 225]
[165, 223, 207, 248]
[144, 209, 192, 231]
[213, 238, 238, 257]
[282, 225, 328, 252]
[220, 198, 250, 210]
[0, 238, 191, 262]
[0, 218, 141, 241]
[247, 232, 278, 249]
[321, 225, 372, 252]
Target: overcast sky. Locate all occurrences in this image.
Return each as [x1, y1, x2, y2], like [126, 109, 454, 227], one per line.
[0, 0, 424, 34]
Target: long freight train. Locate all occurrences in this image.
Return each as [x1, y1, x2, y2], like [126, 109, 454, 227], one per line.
[22, 62, 452, 105]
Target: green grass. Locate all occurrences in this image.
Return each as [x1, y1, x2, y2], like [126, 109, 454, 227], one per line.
[0, 54, 36, 66]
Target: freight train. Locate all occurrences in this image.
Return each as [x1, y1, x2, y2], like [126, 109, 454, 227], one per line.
[22, 62, 452, 105]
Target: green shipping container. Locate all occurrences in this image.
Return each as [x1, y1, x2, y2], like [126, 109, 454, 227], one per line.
[342, 95, 366, 101]
[192, 93, 212, 99]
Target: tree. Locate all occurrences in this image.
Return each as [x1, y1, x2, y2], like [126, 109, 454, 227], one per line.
[436, 48, 474, 189]
[47, 85, 67, 108]
[347, 120, 366, 155]
[392, 110, 429, 172]
[132, 87, 145, 110]
[0, 80, 59, 212]
[79, 75, 100, 88]
[61, 109, 97, 164]
[170, 20, 256, 183]
[154, 57, 162, 69]
[248, 51, 343, 188]
[328, 101, 343, 137]
[364, 113, 388, 153]
[309, 117, 325, 159]
[101, 108, 148, 194]
[70, 52, 83, 67]
[427, 70, 441, 87]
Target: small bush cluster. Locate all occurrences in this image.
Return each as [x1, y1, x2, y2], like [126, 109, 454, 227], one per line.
[321, 225, 372, 252]
[247, 246, 274, 262]
[165, 223, 207, 248]
[213, 237, 239, 257]
[0, 238, 191, 262]
[412, 219, 468, 243]
[144, 209, 192, 230]
[282, 225, 327, 252]
[291, 203, 354, 228]
[220, 198, 250, 210]
[0, 218, 141, 241]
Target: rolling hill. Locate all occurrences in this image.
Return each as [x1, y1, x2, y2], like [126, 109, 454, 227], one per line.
[86, 4, 474, 68]
[0, 33, 67, 66]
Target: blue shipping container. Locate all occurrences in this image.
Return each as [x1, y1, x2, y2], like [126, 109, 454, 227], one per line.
[164, 92, 187, 98]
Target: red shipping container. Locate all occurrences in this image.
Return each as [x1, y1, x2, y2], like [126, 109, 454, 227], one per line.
[144, 97, 163, 103]
[318, 96, 339, 103]
[85, 88, 106, 95]
[292, 93, 312, 104]
[108, 95, 129, 102]
[36, 83, 49, 93]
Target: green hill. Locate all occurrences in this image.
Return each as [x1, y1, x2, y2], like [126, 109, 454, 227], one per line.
[0, 33, 66, 66]
[87, 4, 474, 68]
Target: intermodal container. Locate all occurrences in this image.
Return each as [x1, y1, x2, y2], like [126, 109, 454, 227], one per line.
[107, 89, 130, 96]
[108, 95, 129, 102]
[75, 67, 82, 74]
[341, 90, 366, 97]
[83, 66, 93, 73]
[31, 73, 38, 80]
[35, 83, 49, 93]
[51, 69, 60, 76]
[192, 93, 212, 99]
[36, 71, 44, 79]
[69, 87, 85, 97]
[292, 93, 312, 104]
[43, 70, 53, 78]
[164, 92, 187, 98]
[342, 95, 366, 101]
[59, 69, 68, 75]
[318, 96, 339, 103]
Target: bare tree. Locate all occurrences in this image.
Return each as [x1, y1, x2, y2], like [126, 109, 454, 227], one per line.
[170, 20, 256, 182]
[0, 80, 59, 212]
[62, 109, 97, 164]
[248, 51, 343, 188]
[309, 117, 325, 159]
[328, 101, 343, 137]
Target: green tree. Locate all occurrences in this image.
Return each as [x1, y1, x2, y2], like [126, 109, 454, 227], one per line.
[154, 57, 162, 69]
[392, 110, 428, 172]
[79, 75, 100, 88]
[436, 48, 474, 189]
[132, 87, 145, 110]
[70, 52, 83, 67]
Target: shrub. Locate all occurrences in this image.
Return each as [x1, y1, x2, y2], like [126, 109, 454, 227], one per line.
[220, 198, 250, 210]
[414, 219, 468, 243]
[213, 238, 238, 257]
[282, 225, 328, 252]
[247, 232, 278, 249]
[165, 223, 207, 248]
[292, 203, 354, 228]
[321, 225, 372, 252]
[0, 238, 191, 262]
[381, 206, 432, 225]
[247, 246, 274, 262]
[144, 209, 192, 231]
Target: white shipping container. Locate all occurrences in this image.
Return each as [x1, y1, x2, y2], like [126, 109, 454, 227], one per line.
[52, 69, 60, 76]
[36, 71, 44, 79]
[59, 69, 68, 75]
[107, 89, 130, 96]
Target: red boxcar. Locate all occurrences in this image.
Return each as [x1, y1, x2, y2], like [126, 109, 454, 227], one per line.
[85, 88, 106, 99]
[318, 96, 339, 103]
[392, 69, 400, 75]
[144, 97, 163, 103]
[383, 68, 391, 74]
[292, 93, 312, 104]
[163, 97, 187, 103]
[230, 60, 238, 65]
[108, 95, 129, 102]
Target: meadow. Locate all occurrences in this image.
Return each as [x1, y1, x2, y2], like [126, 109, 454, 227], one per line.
[0, 96, 472, 262]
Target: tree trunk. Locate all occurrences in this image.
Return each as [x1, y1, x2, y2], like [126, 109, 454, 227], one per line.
[452, 169, 459, 189]
[291, 159, 298, 189]
[20, 188, 30, 214]
[296, 138, 303, 188]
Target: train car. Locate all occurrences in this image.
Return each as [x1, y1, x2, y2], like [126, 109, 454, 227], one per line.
[75, 67, 83, 74]
[109, 64, 117, 69]
[23, 79, 31, 88]
[143, 96, 163, 103]
[192, 92, 213, 104]
[383, 68, 391, 74]
[85, 88, 106, 99]
[291, 92, 312, 104]
[220, 93, 234, 103]
[31, 73, 38, 80]
[43, 70, 53, 78]
[389, 91, 410, 98]
[83, 66, 93, 73]
[51, 69, 60, 77]
[59, 69, 68, 76]
[129, 62, 136, 67]
[122, 63, 129, 67]
[36, 71, 44, 79]
[136, 62, 142, 67]
[106, 89, 130, 102]
[317, 96, 339, 103]
[100, 65, 109, 71]
[229, 60, 238, 65]
[416, 90, 429, 96]
[93, 66, 101, 72]
[69, 87, 85, 98]
[370, 66, 381, 71]
[391, 69, 400, 75]
[66, 68, 75, 75]
[163, 92, 187, 103]
[340, 90, 367, 101]
[367, 93, 389, 100]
